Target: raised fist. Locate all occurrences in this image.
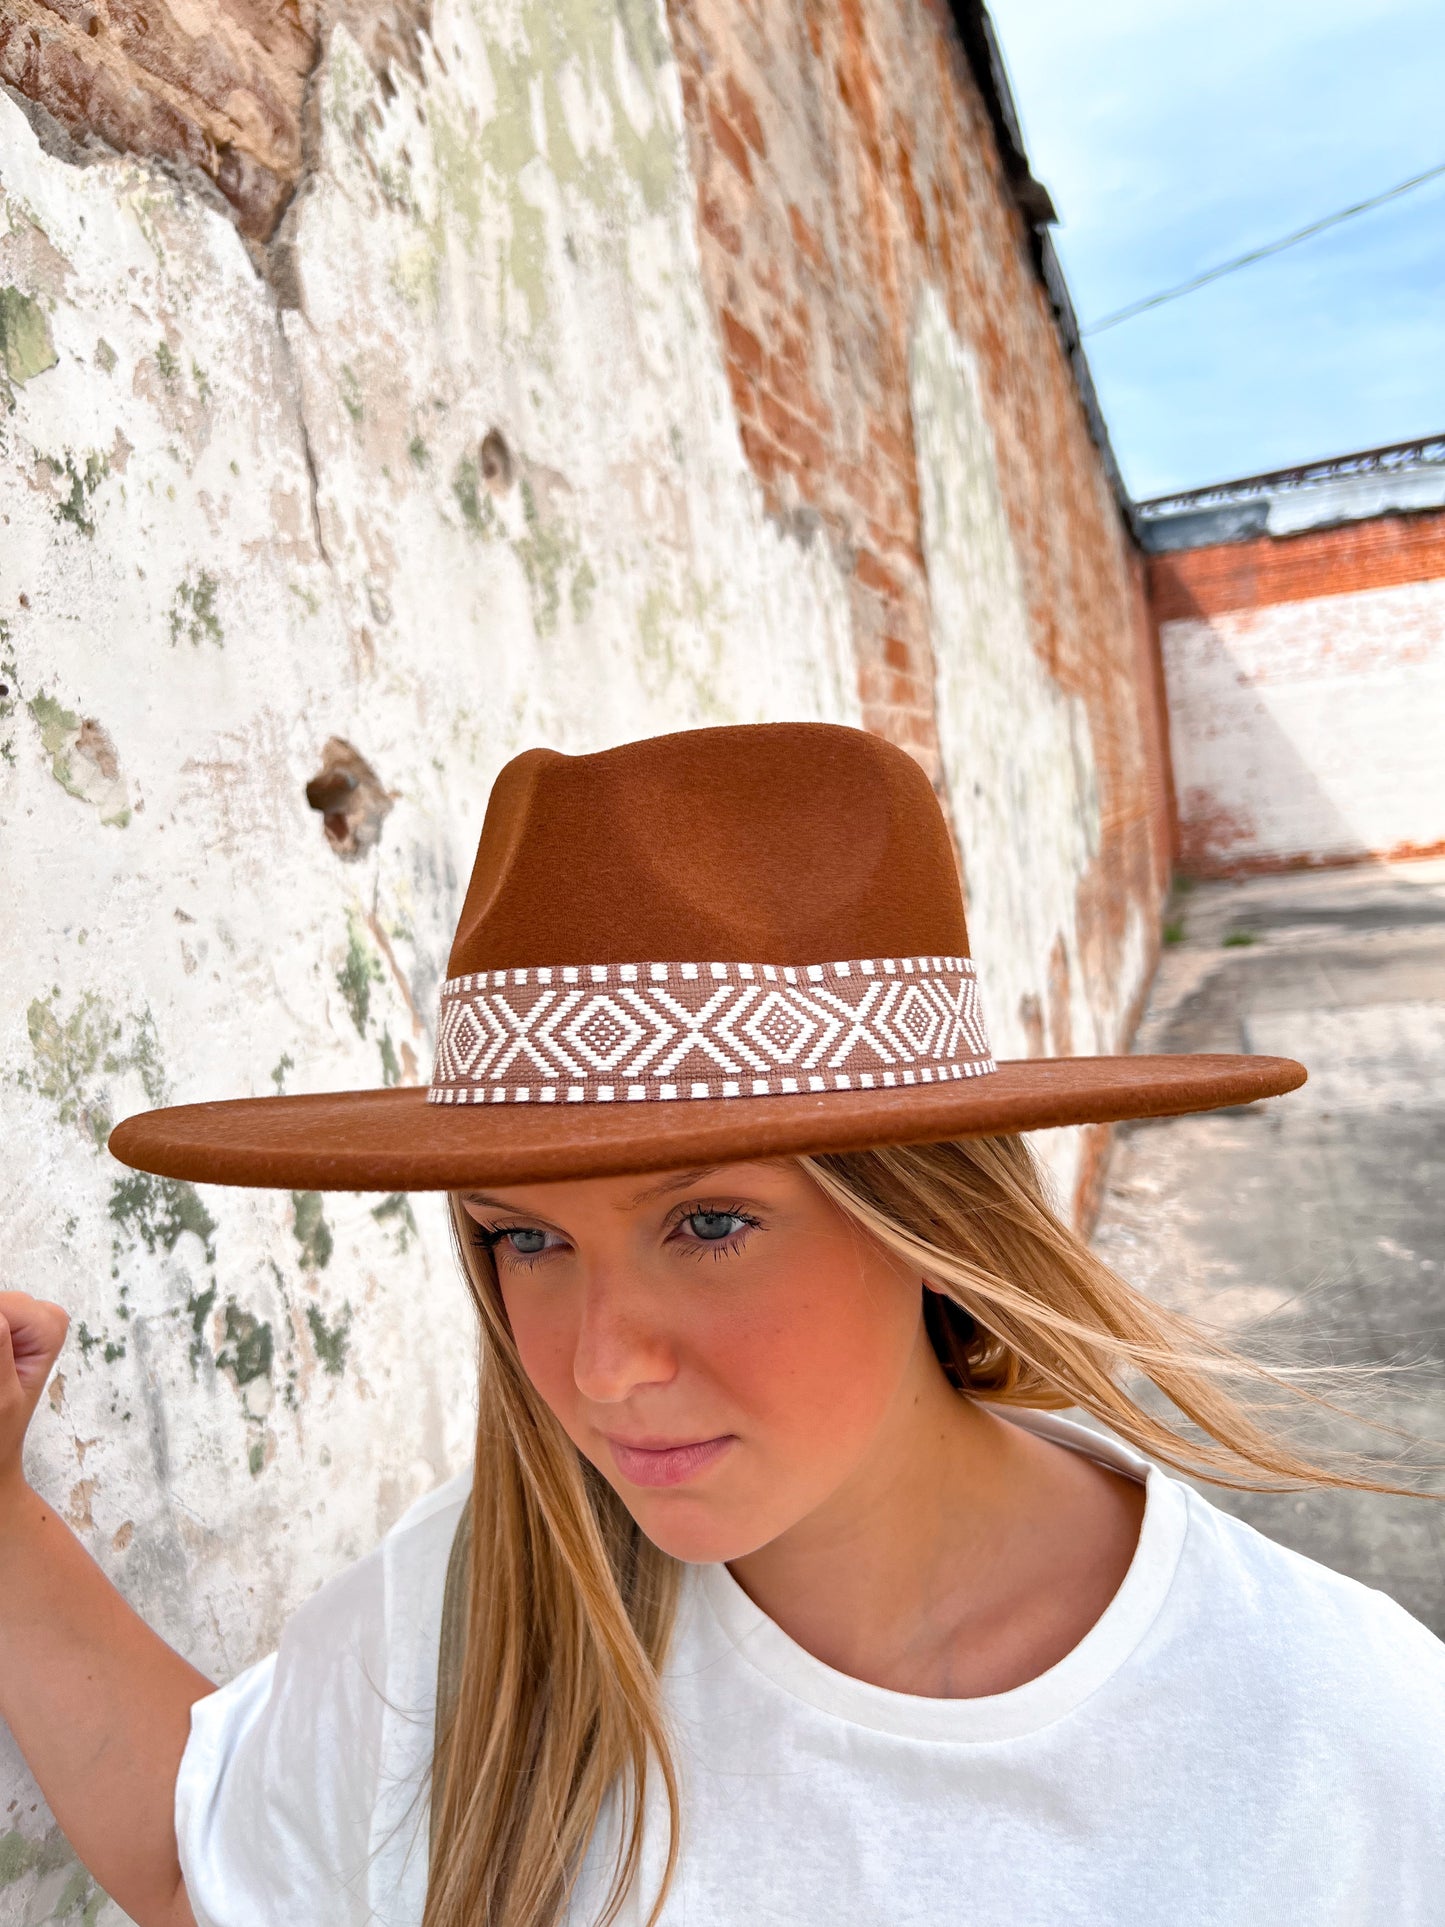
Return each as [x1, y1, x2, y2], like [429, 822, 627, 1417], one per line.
[0, 1292, 70, 1494]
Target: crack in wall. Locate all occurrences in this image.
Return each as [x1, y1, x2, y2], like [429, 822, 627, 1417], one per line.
[293, 389, 334, 572]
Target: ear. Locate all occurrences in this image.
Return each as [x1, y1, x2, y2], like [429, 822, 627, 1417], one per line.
[922, 1285, 977, 1389]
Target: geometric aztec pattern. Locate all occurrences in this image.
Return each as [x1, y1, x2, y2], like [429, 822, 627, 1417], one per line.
[428, 955, 995, 1105]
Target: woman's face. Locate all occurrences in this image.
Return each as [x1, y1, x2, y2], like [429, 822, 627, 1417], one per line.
[458, 1160, 932, 1564]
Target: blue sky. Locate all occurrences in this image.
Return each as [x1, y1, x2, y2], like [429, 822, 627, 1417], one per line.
[986, 0, 1445, 498]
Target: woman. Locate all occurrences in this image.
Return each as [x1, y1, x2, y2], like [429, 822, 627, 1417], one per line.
[1, 721, 1441, 1927]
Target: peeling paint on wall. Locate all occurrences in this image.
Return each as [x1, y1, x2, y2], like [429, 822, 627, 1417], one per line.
[25, 698, 131, 824]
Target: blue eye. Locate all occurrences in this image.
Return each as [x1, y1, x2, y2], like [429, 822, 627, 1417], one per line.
[686, 1211, 744, 1242]
[505, 1228, 549, 1255]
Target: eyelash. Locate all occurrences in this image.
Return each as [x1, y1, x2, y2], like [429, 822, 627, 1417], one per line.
[471, 1202, 763, 1269]
[671, 1201, 763, 1265]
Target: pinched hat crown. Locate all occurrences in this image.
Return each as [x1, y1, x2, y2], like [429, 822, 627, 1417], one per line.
[428, 726, 993, 1112]
[447, 723, 968, 974]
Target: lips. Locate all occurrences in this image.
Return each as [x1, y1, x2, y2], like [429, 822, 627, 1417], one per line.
[604, 1433, 734, 1488]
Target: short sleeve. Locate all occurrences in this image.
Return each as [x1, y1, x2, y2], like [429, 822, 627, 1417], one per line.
[176, 1544, 394, 1926]
[174, 1471, 470, 1927]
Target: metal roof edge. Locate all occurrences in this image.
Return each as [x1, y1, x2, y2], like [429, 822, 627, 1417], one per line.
[1137, 434, 1445, 517]
[1137, 434, 1445, 552]
[943, 0, 1139, 538]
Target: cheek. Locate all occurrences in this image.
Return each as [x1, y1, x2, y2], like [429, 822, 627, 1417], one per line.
[501, 1287, 582, 1421]
[697, 1249, 920, 1458]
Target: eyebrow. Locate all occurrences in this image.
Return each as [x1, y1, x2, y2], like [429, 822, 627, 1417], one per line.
[625, 1159, 797, 1206]
[624, 1164, 731, 1208]
[460, 1160, 790, 1218]
[459, 1190, 543, 1216]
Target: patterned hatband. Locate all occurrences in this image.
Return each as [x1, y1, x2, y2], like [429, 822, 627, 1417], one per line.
[428, 956, 995, 1105]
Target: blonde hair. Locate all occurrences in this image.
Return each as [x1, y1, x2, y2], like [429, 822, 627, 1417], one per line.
[424, 1133, 1417, 1927]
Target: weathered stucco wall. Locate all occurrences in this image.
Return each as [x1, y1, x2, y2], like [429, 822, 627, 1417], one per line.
[911, 290, 1147, 1081]
[0, 2, 863, 1909]
[1, 0, 1165, 1913]
[1152, 510, 1445, 874]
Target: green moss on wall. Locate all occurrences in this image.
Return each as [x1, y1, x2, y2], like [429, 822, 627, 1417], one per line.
[51, 452, 108, 537]
[292, 1191, 334, 1270]
[0, 286, 57, 385]
[24, 991, 166, 1145]
[217, 1300, 274, 1387]
[416, 0, 678, 333]
[306, 1300, 353, 1375]
[338, 915, 385, 1035]
[372, 1190, 418, 1252]
[168, 571, 224, 647]
[108, 1172, 218, 1264]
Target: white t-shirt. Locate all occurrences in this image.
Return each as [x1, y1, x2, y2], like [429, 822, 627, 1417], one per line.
[175, 1412, 1445, 1925]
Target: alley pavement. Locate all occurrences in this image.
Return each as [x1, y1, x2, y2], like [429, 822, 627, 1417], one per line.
[1091, 860, 1445, 1634]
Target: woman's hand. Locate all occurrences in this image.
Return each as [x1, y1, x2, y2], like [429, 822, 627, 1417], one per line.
[0, 1291, 69, 1499]
[0, 1288, 204, 1927]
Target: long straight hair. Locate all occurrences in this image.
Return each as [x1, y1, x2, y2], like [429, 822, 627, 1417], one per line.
[423, 1133, 1420, 1927]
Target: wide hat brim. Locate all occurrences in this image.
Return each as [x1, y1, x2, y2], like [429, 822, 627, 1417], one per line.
[107, 1052, 1304, 1192]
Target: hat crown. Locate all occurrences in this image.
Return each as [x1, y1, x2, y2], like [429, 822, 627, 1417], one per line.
[448, 723, 969, 973]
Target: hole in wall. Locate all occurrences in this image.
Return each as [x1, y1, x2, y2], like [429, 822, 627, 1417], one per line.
[480, 428, 514, 495]
[304, 738, 396, 860]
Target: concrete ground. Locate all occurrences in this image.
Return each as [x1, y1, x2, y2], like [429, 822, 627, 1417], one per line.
[1091, 859, 1445, 1634]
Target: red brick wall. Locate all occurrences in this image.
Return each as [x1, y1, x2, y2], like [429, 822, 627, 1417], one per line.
[1150, 507, 1445, 624]
[668, 0, 1174, 1145]
[671, 0, 946, 777]
[1155, 508, 1445, 877]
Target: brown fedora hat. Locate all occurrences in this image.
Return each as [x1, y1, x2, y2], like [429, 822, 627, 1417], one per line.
[108, 723, 1303, 1191]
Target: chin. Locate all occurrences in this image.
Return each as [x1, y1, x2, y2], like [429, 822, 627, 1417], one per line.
[623, 1495, 781, 1567]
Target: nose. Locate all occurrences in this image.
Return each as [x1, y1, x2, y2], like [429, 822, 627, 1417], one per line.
[571, 1271, 676, 1406]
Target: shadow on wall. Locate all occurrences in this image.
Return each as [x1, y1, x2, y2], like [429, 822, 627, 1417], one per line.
[1161, 600, 1396, 877]
[1172, 684, 1373, 878]
[1160, 555, 1445, 877]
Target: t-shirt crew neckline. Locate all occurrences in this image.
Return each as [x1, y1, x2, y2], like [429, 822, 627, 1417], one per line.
[694, 1408, 1189, 1746]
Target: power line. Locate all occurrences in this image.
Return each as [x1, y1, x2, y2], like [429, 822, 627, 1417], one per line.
[1081, 159, 1445, 336]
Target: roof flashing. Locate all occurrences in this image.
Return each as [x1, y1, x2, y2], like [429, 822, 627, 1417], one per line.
[1137, 436, 1445, 552]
